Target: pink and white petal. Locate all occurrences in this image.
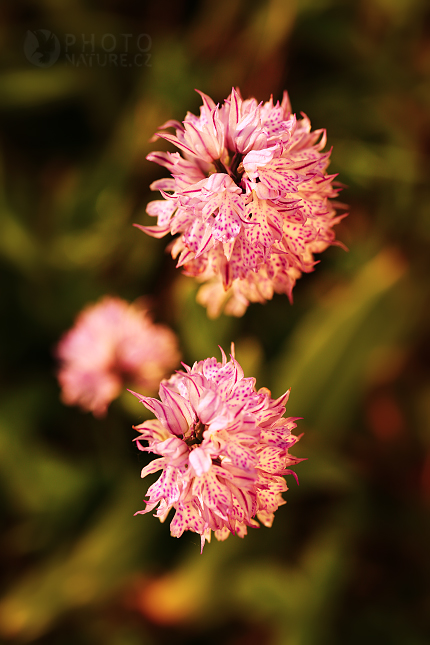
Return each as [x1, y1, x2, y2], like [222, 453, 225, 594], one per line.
[214, 526, 231, 541]
[189, 446, 212, 477]
[149, 178, 176, 192]
[195, 388, 223, 425]
[242, 145, 279, 174]
[159, 383, 195, 430]
[133, 223, 171, 239]
[256, 509, 275, 527]
[193, 468, 232, 511]
[156, 131, 197, 158]
[134, 419, 168, 442]
[257, 486, 285, 513]
[146, 466, 180, 506]
[257, 446, 286, 474]
[140, 458, 166, 479]
[146, 199, 177, 227]
[225, 441, 258, 470]
[170, 503, 205, 538]
[129, 390, 185, 436]
[156, 437, 189, 463]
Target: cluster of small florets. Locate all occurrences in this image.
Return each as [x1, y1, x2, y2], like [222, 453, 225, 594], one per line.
[131, 346, 302, 551]
[138, 88, 346, 317]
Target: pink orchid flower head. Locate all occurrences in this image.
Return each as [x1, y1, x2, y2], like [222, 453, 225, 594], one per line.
[56, 296, 180, 417]
[130, 344, 303, 551]
[137, 88, 347, 317]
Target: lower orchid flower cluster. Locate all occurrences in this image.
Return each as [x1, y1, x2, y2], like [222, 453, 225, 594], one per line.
[131, 346, 302, 551]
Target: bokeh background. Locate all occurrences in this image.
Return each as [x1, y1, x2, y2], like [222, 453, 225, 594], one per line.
[1, 0, 430, 643]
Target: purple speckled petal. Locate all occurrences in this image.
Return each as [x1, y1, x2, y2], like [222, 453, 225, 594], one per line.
[170, 502, 205, 538]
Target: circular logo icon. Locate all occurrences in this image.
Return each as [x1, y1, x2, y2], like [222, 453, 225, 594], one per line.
[24, 29, 60, 68]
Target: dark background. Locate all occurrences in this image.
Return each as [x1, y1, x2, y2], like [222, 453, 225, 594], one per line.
[0, 1, 429, 643]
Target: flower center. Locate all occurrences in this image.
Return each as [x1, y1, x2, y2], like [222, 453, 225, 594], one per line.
[213, 153, 245, 190]
[183, 419, 207, 447]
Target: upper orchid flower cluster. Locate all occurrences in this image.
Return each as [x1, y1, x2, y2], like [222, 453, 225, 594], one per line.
[131, 346, 302, 551]
[137, 88, 346, 317]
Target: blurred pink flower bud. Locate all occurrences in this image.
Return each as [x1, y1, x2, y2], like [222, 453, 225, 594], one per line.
[56, 296, 181, 417]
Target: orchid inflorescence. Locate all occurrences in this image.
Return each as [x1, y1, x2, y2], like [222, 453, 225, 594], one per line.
[138, 88, 346, 317]
[131, 345, 302, 551]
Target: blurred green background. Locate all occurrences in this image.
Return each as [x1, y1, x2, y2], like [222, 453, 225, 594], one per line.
[1, 0, 430, 643]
